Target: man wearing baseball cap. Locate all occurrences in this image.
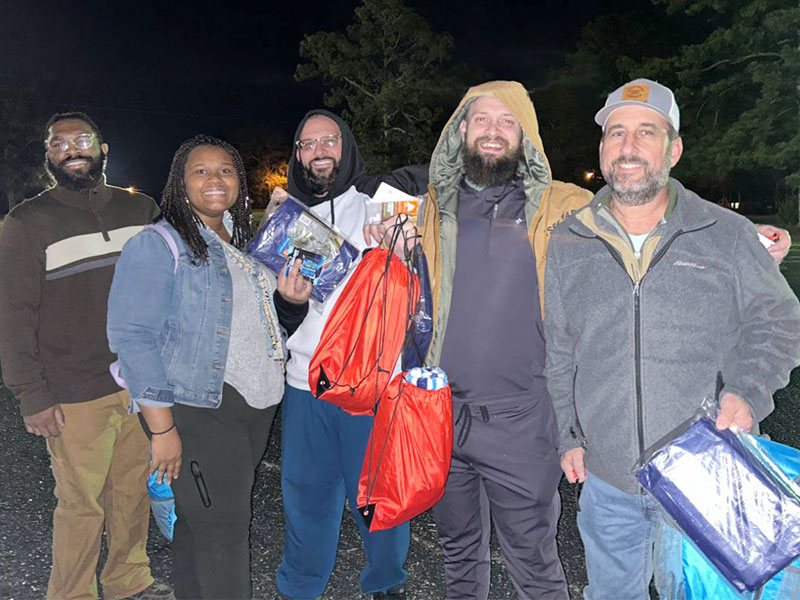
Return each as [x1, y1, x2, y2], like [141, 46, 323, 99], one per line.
[543, 78, 800, 598]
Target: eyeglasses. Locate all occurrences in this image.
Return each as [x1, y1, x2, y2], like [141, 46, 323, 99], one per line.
[295, 134, 341, 152]
[46, 133, 98, 153]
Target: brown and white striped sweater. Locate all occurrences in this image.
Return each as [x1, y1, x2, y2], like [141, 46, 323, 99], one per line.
[0, 182, 159, 416]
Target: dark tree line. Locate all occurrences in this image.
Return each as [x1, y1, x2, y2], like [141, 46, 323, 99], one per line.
[297, 0, 799, 218]
[2, 0, 797, 219]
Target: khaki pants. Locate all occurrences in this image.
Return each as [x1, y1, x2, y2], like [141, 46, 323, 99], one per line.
[46, 390, 153, 599]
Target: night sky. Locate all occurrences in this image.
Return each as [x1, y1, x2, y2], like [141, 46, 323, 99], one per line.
[1, 0, 649, 198]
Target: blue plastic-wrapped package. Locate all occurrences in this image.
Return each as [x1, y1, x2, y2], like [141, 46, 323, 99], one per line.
[655, 434, 800, 599]
[637, 416, 800, 592]
[247, 197, 359, 303]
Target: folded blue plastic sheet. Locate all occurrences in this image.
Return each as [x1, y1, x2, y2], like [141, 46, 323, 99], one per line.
[147, 471, 176, 541]
[638, 418, 800, 592]
[247, 197, 359, 303]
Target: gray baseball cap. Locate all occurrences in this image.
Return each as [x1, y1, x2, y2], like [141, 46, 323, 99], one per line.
[595, 78, 680, 132]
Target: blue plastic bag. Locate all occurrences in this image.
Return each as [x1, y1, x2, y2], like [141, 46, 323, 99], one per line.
[638, 416, 800, 593]
[401, 245, 433, 370]
[656, 435, 800, 599]
[148, 471, 176, 542]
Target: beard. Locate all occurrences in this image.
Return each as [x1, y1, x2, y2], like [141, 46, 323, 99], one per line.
[604, 148, 672, 207]
[301, 157, 340, 196]
[462, 137, 522, 188]
[46, 152, 106, 191]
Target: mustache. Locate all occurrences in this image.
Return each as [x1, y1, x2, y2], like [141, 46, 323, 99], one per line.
[56, 155, 96, 168]
[475, 135, 508, 147]
[612, 155, 648, 168]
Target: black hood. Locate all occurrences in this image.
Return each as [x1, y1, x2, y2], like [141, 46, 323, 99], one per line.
[287, 109, 365, 208]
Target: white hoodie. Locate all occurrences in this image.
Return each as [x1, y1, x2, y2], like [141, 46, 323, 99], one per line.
[285, 185, 372, 390]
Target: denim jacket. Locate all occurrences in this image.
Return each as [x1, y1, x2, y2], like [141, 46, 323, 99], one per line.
[107, 221, 283, 411]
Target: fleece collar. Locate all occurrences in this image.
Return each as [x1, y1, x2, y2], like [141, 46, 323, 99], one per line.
[49, 180, 112, 211]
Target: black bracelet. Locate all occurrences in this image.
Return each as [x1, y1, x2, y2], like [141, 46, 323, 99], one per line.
[151, 422, 176, 436]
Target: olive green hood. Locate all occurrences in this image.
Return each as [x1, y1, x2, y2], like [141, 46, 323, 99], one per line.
[428, 80, 552, 225]
[422, 81, 557, 366]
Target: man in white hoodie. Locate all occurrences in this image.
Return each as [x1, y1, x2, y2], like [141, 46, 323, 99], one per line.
[275, 110, 409, 600]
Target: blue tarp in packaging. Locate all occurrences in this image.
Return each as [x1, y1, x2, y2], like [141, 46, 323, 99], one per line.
[247, 197, 359, 303]
[656, 435, 800, 599]
[638, 417, 800, 592]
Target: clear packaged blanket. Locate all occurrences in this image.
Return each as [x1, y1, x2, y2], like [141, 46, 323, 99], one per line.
[247, 196, 359, 303]
[636, 401, 800, 592]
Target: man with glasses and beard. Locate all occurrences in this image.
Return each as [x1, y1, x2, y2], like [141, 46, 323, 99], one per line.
[275, 110, 410, 600]
[0, 112, 173, 600]
[544, 79, 800, 599]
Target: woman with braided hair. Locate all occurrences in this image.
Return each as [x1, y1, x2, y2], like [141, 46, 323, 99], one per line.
[108, 135, 311, 598]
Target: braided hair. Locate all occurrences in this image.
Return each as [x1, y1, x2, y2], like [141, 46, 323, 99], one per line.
[158, 134, 254, 262]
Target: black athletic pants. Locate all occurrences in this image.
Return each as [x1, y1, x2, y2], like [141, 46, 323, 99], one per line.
[170, 383, 277, 599]
[433, 395, 568, 600]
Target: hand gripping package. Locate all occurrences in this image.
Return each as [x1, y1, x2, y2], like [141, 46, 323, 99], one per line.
[247, 196, 359, 303]
[636, 401, 800, 593]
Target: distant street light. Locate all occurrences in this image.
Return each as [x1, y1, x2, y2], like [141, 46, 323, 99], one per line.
[583, 170, 595, 182]
[126, 186, 136, 194]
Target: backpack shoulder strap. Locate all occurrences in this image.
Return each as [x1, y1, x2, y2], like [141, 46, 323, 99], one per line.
[143, 223, 179, 274]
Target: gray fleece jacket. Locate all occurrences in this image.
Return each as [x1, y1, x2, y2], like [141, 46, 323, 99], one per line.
[544, 179, 800, 493]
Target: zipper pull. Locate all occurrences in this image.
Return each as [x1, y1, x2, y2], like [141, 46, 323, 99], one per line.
[633, 280, 640, 296]
[492, 202, 499, 219]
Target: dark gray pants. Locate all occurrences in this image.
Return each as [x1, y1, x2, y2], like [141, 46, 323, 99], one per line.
[433, 395, 567, 600]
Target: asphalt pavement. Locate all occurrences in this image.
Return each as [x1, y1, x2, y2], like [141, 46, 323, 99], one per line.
[0, 382, 587, 600]
[5, 368, 800, 600]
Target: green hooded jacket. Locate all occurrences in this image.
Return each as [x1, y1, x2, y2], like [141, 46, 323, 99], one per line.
[419, 80, 593, 366]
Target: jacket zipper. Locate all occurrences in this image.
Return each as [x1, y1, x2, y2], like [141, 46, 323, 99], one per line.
[633, 280, 643, 456]
[571, 365, 586, 444]
[594, 231, 686, 457]
[89, 194, 111, 241]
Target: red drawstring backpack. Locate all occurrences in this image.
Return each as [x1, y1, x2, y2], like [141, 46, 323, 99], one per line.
[357, 369, 452, 532]
[309, 247, 420, 416]
[309, 241, 452, 531]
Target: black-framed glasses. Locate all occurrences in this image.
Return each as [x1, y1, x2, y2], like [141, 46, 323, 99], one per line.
[295, 134, 341, 152]
[46, 133, 97, 153]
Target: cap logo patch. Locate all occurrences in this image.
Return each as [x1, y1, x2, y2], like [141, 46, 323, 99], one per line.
[622, 84, 650, 102]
